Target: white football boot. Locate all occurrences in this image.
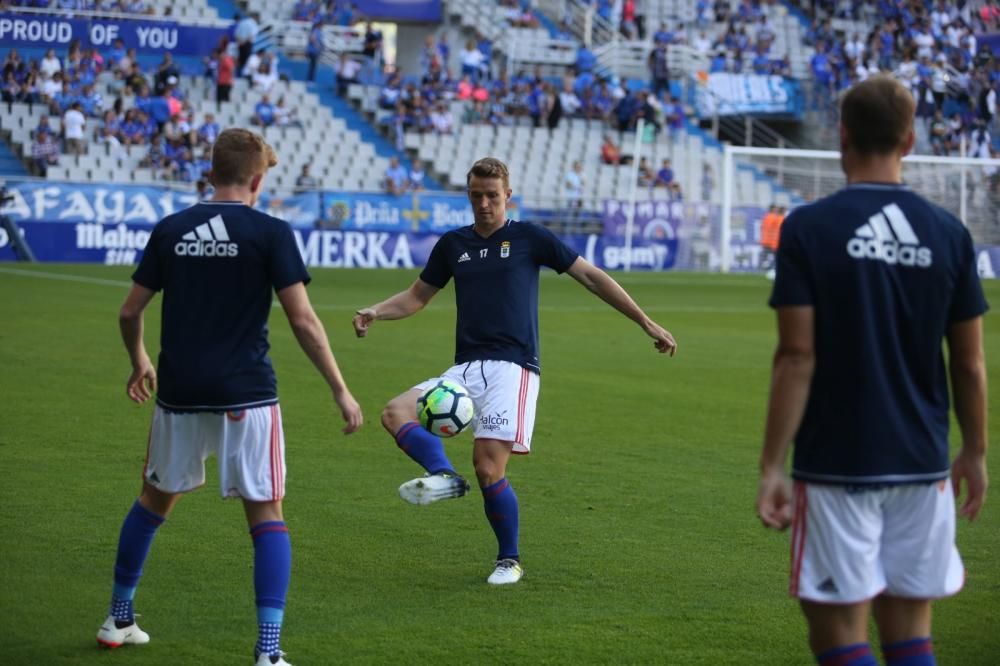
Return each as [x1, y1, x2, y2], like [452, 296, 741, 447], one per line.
[487, 558, 524, 585]
[398, 473, 470, 506]
[255, 650, 293, 666]
[96, 615, 150, 648]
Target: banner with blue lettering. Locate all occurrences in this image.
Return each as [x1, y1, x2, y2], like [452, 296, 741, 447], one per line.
[355, 0, 441, 22]
[2, 218, 999, 278]
[321, 191, 520, 233]
[1, 181, 320, 227]
[0, 11, 231, 56]
[691, 73, 803, 118]
[0, 181, 507, 232]
[0, 221, 679, 270]
[601, 198, 772, 272]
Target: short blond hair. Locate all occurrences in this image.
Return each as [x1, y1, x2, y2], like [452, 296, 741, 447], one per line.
[466, 157, 510, 189]
[210, 128, 278, 187]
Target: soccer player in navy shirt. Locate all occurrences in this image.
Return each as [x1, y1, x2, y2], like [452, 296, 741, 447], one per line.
[757, 76, 988, 666]
[96, 128, 363, 666]
[353, 157, 676, 584]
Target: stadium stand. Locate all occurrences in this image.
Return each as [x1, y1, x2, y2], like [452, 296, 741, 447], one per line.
[2, 73, 390, 191]
[2, 0, 996, 235]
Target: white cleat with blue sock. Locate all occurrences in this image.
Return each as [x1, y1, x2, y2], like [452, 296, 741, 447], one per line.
[487, 558, 524, 585]
[96, 615, 150, 648]
[398, 472, 470, 505]
[255, 650, 293, 666]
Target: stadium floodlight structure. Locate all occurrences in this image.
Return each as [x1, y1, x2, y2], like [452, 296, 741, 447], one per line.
[719, 145, 1000, 272]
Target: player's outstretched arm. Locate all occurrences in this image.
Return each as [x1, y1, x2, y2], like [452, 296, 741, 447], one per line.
[119, 283, 158, 404]
[947, 316, 988, 521]
[278, 282, 363, 434]
[758, 306, 815, 530]
[565, 257, 677, 355]
[352, 278, 440, 338]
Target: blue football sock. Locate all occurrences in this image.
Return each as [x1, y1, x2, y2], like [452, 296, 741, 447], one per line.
[394, 421, 455, 475]
[109, 500, 165, 623]
[251, 521, 290, 659]
[816, 643, 878, 666]
[482, 478, 519, 560]
[882, 637, 935, 665]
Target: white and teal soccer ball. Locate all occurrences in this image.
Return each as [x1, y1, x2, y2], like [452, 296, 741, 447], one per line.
[417, 379, 475, 438]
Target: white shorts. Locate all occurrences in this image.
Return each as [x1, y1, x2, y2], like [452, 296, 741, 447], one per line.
[143, 404, 286, 501]
[790, 480, 964, 603]
[415, 360, 540, 454]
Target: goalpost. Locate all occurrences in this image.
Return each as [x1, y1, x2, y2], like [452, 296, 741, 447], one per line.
[719, 145, 1000, 273]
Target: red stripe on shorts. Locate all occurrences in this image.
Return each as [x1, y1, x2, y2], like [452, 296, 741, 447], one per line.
[789, 481, 807, 597]
[270, 405, 280, 500]
[515, 367, 528, 444]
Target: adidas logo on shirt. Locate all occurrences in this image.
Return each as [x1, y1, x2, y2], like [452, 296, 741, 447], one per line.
[174, 215, 239, 257]
[457, 252, 471, 263]
[846, 203, 932, 268]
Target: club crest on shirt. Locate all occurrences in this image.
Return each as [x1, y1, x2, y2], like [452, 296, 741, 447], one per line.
[500, 241, 511, 258]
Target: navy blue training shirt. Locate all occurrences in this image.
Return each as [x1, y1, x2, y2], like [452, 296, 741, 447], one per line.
[133, 201, 309, 411]
[420, 220, 579, 373]
[770, 183, 988, 485]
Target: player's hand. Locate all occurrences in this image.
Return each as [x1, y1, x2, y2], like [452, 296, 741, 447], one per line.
[757, 468, 793, 530]
[951, 448, 988, 521]
[126, 358, 157, 404]
[644, 320, 677, 356]
[334, 389, 363, 434]
[352, 308, 376, 338]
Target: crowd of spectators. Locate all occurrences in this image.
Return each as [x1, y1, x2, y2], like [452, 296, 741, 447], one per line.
[3, 39, 235, 183]
[803, 1, 998, 158]
[375, 33, 693, 148]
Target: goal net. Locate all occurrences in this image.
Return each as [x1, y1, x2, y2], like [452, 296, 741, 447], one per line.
[719, 146, 1000, 272]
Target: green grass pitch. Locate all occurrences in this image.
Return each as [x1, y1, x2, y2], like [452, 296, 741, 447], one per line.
[0, 265, 997, 665]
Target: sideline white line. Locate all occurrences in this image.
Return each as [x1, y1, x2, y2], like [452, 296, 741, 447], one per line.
[0, 266, 132, 287]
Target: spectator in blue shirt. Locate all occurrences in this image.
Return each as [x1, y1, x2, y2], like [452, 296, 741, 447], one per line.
[107, 38, 127, 70]
[383, 156, 408, 195]
[34, 114, 54, 140]
[198, 113, 221, 145]
[306, 21, 323, 82]
[710, 50, 727, 73]
[615, 90, 640, 132]
[654, 159, 674, 187]
[140, 134, 166, 169]
[666, 97, 684, 139]
[653, 22, 672, 44]
[79, 83, 102, 116]
[408, 158, 426, 191]
[252, 94, 276, 127]
[51, 80, 76, 114]
[576, 45, 596, 74]
[753, 50, 771, 74]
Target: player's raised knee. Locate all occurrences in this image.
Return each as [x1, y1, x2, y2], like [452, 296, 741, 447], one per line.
[381, 396, 413, 435]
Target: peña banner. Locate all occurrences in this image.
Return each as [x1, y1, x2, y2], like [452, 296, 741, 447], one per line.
[691, 72, 803, 118]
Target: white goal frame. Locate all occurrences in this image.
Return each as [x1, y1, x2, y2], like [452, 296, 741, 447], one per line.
[720, 145, 1000, 273]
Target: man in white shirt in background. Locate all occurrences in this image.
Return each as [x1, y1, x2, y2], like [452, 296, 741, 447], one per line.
[63, 102, 87, 156]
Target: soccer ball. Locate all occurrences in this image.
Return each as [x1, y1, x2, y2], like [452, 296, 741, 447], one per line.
[417, 379, 475, 438]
